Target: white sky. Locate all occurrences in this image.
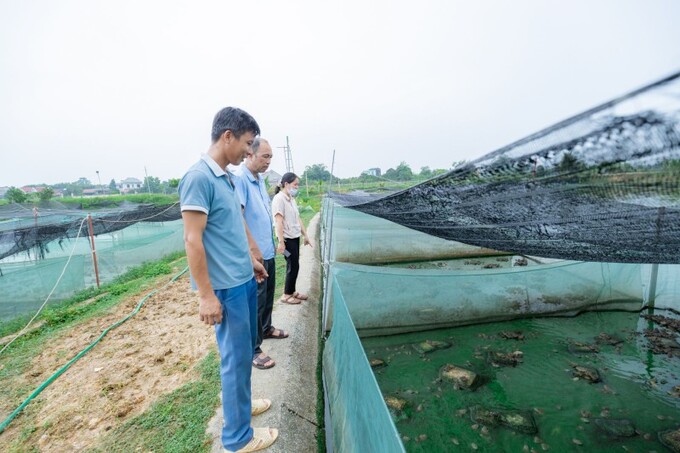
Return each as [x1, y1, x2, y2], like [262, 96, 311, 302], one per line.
[1, 0, 679, 187]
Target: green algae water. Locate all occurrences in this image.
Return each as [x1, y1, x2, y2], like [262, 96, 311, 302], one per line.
[362, 310, 680, 452]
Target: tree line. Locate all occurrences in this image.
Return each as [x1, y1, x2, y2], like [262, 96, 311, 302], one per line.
[4, 161, 457, 204]
[300, 161, 451, 183]
[4, 176, 181, 203]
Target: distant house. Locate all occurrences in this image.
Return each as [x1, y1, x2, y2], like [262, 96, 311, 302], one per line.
[363, 167, 381, 177]
[20, 186, 40, 194]
[263, 170, 282, 188]
[117, 177, 143, 194]
[0, 186, 9, 198]
[82, 188, 107, 196]
[34, 186, 64, 197]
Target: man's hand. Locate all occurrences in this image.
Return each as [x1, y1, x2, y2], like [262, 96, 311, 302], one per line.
[199, 293, 223, 325]
[251, 246, 264, 264]
[253, 258, 269, 283]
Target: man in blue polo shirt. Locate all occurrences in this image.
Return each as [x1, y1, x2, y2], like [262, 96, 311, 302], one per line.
[179, 107, 278, 453]
[234, 138, 289, 371]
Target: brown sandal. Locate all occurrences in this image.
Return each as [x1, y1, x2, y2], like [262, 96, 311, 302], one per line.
[264, 327, 289, 339]
[292, 291, 308, 300]
[279, 295, 301, 304]
[252, 353, 275, 369]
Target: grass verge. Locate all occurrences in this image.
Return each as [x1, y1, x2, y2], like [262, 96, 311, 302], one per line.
[90, 351, 221, 453]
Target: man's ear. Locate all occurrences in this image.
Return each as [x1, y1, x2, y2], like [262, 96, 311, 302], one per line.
[221, 129, 233, 144]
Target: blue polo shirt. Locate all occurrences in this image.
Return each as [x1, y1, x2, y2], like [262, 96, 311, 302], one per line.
[233, 163, 276, 260]
[179, 154, 253, 290]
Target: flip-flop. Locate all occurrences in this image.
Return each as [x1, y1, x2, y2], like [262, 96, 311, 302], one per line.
[292, 292, 309, 300]
[264, 327, 289, 339]
[279, 295, 301, 304]
[224, 427, 279, 452]
[252, 353, 275, 370]
[251, 398, 272, 416]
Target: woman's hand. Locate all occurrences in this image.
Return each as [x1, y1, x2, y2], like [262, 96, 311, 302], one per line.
[303, 236, 312, 247]
[276, 242, 285, 255]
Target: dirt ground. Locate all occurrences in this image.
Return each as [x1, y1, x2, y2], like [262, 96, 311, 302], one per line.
[0, 274, 217, 451]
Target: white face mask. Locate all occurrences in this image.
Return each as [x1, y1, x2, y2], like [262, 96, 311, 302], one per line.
[289, 188, 299, 197]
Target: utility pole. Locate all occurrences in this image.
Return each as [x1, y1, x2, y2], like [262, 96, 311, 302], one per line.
[328, 149, 336, 195]
[96, 170, 102, 194]
[278, 136, 294, 173]
[144, 166, 152, 194]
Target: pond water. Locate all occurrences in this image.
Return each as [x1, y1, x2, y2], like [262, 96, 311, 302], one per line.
[362, 309, 680, 452]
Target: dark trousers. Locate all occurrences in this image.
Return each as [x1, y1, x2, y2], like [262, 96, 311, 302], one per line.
[254, 258, 276, 355]
[284, 237, 300, 295]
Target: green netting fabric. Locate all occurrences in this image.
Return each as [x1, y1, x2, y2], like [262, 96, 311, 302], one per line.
[323, 201, 503, 264]
[0, 202, 180, 260]
[323, 277, 405, 452]
[326, 259, 670, 337]
[0, 220, 184, 321]
[333, 72, 680, 264]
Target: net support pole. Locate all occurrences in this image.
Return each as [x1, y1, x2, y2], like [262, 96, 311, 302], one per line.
[87, 214, 101, 288]
[328, 149, 335, 196]
[646, 207, 665, 308]
[646, 263, 659, 308]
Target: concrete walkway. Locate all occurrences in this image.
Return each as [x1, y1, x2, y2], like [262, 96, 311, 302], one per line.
[209, 214, 322, 453]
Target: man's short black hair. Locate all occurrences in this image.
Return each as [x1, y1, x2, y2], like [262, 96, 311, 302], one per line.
[211, 107, 260, 143]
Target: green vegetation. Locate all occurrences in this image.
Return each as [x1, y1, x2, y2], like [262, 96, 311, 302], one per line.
[37, 187, 54, 202]
[92, 351, 221, 453]
[301, 163, 332, 182]
[58, 193, 179, 209]
[2, 191, 178, 209]
[4, 187, 28, 203]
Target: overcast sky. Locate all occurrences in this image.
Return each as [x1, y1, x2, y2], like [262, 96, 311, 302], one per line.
[1, 0, 679, 188]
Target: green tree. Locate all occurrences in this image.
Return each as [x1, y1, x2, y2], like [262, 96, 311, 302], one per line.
[168, 178, 180, 189]
[384, 167, 398, 180]
[558, 152, 586, 173]
[38, 187, 54, 201]
[420, 166, 432, 178]
[302, 164, 331, 181]
[5, 187, 27, 203]
[159, 178, 181, 194]
[107, 179, 119, 194]
[394, 161, 413, 181]
[144, 176, 162, 193]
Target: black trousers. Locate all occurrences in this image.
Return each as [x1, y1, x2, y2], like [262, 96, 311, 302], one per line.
[284, 237, 300, 295]
[254, 258, 276, 355]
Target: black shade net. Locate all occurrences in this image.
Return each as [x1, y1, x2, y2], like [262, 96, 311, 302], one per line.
[334, 71, 680, 264]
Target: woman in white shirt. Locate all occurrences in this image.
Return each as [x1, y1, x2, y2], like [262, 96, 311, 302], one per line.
[272, 172, 311, 304]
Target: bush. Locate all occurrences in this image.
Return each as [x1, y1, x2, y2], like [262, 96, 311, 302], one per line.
[5, 187, 27, 203]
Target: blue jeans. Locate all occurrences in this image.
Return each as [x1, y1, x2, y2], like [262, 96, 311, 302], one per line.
[214, 278, 258, 451]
